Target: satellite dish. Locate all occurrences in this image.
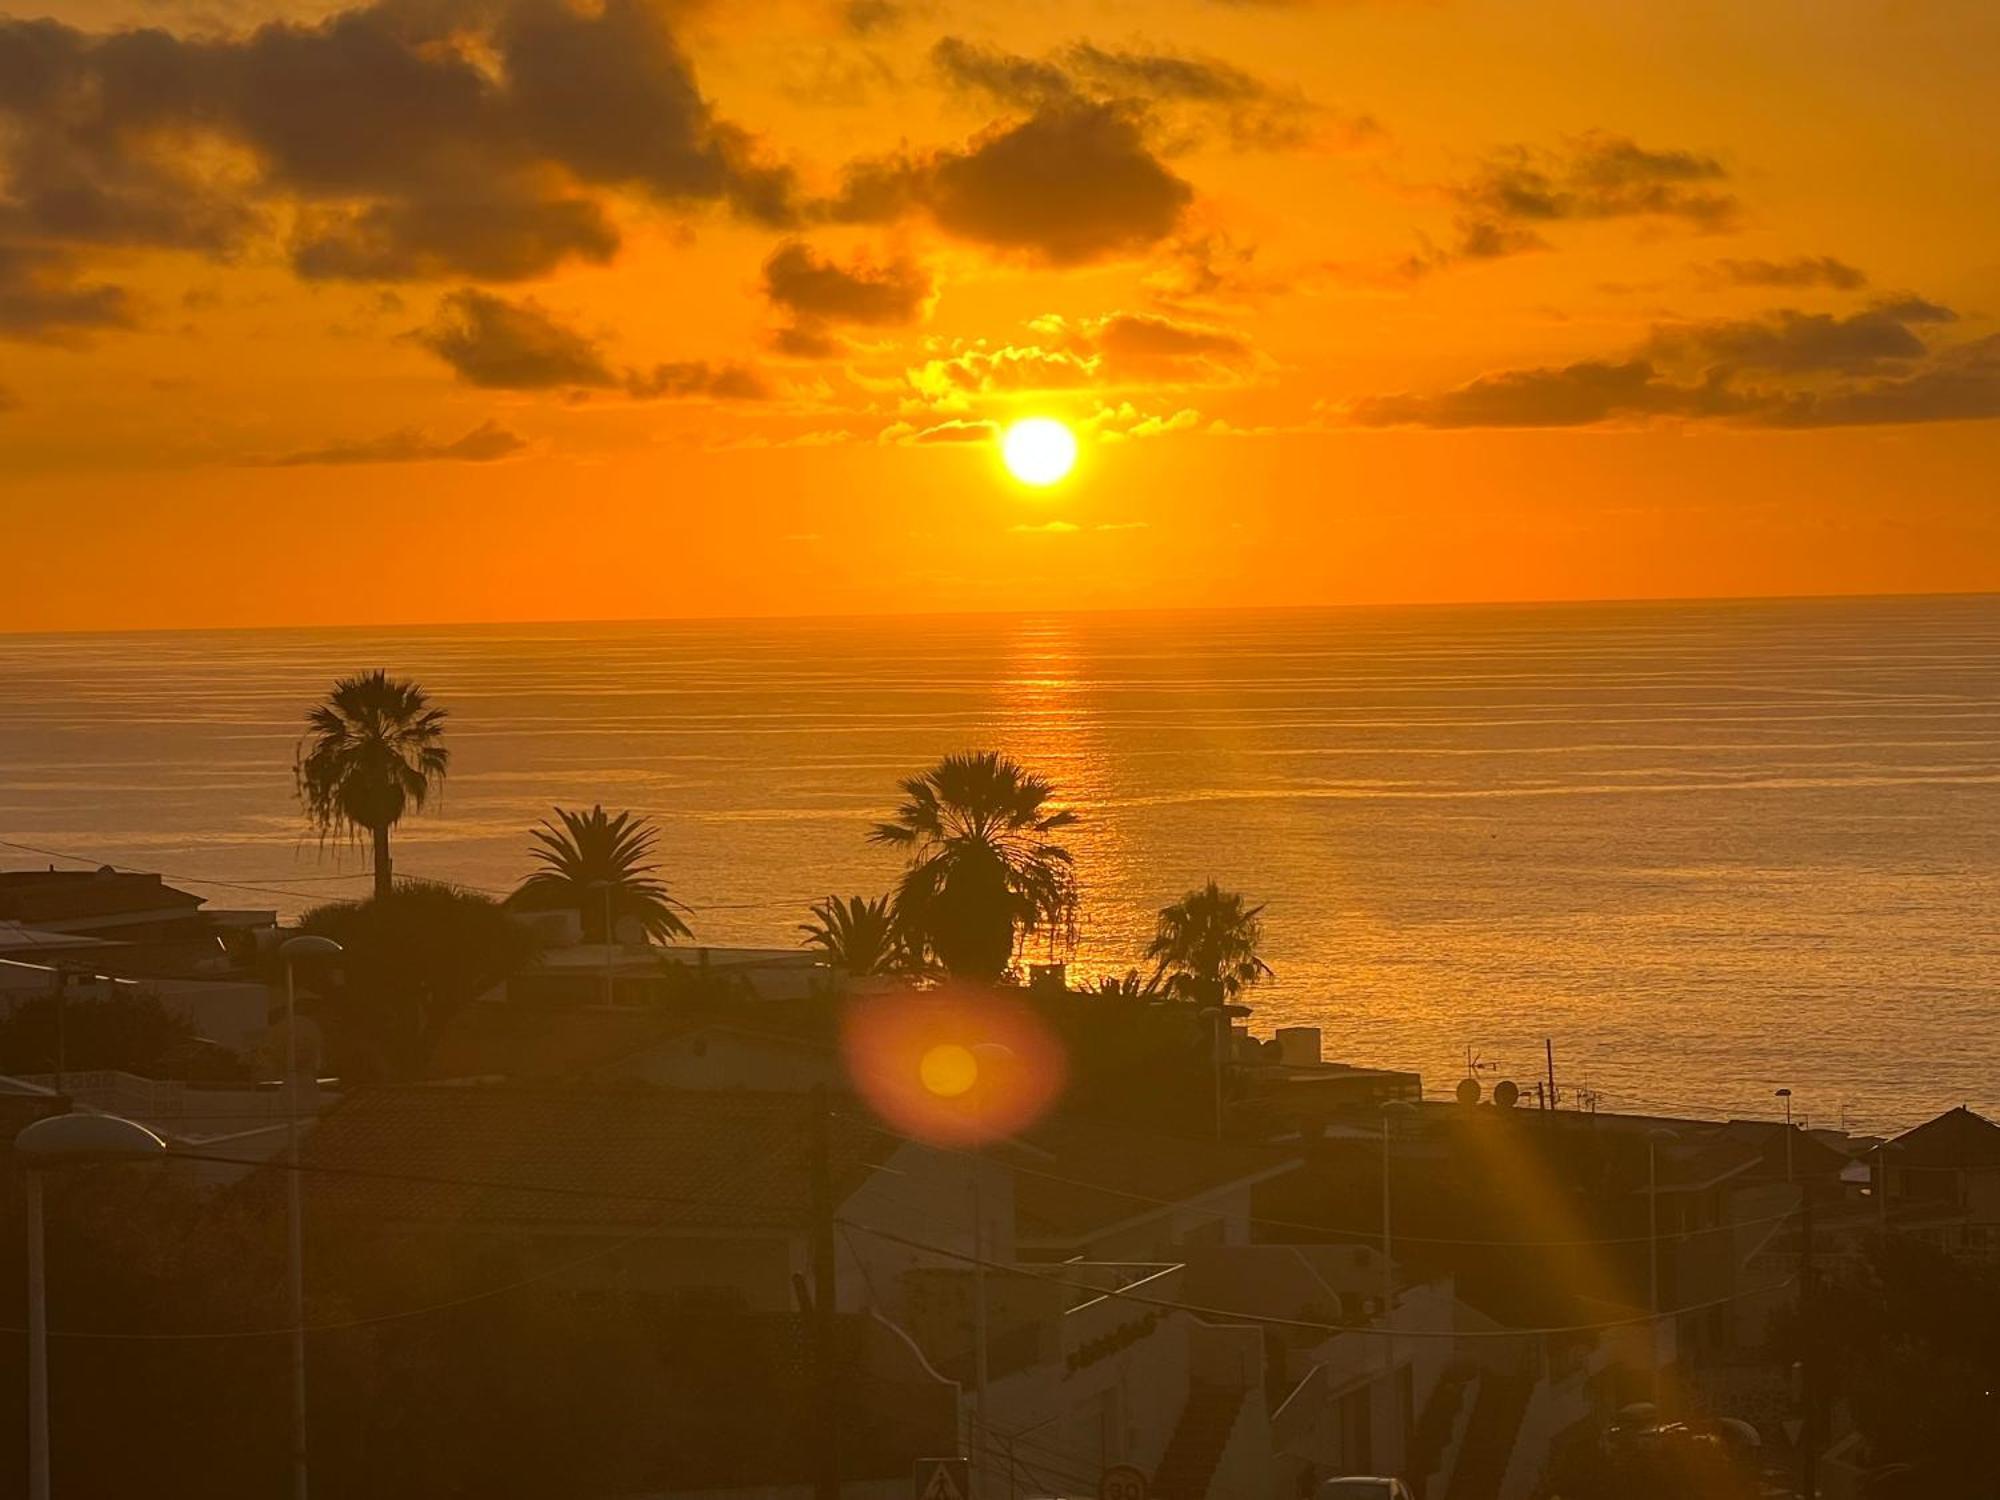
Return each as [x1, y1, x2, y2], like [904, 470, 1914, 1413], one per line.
[1494, 1079, 1520, 1109]
[1455, 1077, 1482, 1105]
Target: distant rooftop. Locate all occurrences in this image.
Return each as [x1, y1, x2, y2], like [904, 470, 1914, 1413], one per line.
[294, 1084, 899, 1231]
[0, 867, 204, 925]
[1887, 1105, 2000, 1170]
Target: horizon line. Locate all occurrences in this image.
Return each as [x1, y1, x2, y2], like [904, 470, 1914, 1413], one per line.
[3, 584, 1995, 642]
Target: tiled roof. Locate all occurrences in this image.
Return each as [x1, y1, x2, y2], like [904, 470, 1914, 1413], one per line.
[1887, 1106, 2000, 1170]
[294, 1084, 897, 1230]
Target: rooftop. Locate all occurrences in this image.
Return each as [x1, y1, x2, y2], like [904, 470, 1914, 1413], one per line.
[0, 868, 204, 925]
[1886, 1105, 2000, 1170]
[290, 1084, 899, 1230]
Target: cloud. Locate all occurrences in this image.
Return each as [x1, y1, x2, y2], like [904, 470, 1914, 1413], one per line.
[907, 311, 1255, 406]
[908, 343, 1099, 403]
[879, 417, 997, 444]
[929, 36, 1345, 154]
[1091, 311, 1254, 379]
[291, 191, 621, 283]
[1083, 402, 1204, 439]
[624, 361, 771, 400]
[763, 240, 933, 357]
[828, 100, 1193, 265]
[839, 0, 927, 35]
[418, 289, 617, 390]
[266, 420, 528, 466]
[1382, 132, 1740, 279]
[1351, 360, 1744, 428]
[0, 243, 135, 343]
[1648, 301, 1951, 375]
[1756, 334, 2000, 428]
[0, 0, 797, 301]
[1348, 296, 2000, 429]
[1701, 255, 1867, 291]
[1144, 230, 1275, 307]
[417, 288, 768, 399]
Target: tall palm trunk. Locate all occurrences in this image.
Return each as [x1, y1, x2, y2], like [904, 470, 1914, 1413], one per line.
[372, 823, 393, 902]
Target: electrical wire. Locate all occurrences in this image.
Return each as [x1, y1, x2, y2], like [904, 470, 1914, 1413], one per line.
[848, 1115, 1803, 1250]
[0, 1219, 674, 1343]
[836, 1214, 1799, 1342]
[0, 835, 808, 916]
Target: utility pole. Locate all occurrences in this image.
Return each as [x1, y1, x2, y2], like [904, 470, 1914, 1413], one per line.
[49, 967, 68, 1097]
[808, 1085, 841, 1500]
[1545, 1039, 1557, 1114]
[1798, 1172, 1818, 1500]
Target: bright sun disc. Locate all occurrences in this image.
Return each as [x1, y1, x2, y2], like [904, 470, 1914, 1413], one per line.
[1002, 418, 1078, 486]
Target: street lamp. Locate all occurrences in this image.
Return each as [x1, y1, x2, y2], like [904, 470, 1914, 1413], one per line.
[1645, 1127, 1678, 1386]
[279, 933, 341, 1500]
[1776, 1088, 1794, 1184]
[1380, 1099, 1417, 1377]
[16, 1110, 167, 1500]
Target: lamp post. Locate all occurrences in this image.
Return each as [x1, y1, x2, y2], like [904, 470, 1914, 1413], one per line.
[1776, 1088, 1794, 1185]
[1645, 1127, 1676, 1382]
[1380, 1099, 1416, 1383]
[16, 1111, 168, 1500]
[280, 934, 341, 1500]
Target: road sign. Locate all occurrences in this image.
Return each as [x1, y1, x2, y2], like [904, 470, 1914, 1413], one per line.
[1099, 1463, 1149, 1500]
[915, 1457, 971, 1500]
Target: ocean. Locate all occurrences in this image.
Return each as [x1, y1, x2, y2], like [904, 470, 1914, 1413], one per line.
[3, 595, 1996, 1133]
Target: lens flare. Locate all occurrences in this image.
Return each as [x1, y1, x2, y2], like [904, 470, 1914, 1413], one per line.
[920, 1042, 980, 1098]
[842, 987, 1068, 1145]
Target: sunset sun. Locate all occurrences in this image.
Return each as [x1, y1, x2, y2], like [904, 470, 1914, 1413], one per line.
[1001, 417, 1078, 487]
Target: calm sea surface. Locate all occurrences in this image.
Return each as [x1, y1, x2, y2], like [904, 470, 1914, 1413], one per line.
[3, 596, 1997, 1133]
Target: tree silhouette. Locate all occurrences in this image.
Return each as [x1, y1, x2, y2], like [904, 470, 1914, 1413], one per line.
[509, 805, 693, 944]
[869, 750, 1077, 983]
[298, 881, 534, 1079]
[799, 894, 907, 978]
[296, 669, 449, 901]
[1145, 880, 1273, 1005]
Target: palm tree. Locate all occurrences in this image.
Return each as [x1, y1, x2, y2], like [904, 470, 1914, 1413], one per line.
[869, 750, 1077, 982]
[508, 805, 692, 943]
[799, 894, 906, 977]
[1086, 968, 1156, 999]
[296, 669, 450, 901]
[1146, 879, 1273, 1005]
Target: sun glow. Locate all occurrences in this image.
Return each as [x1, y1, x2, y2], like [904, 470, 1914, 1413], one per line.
[1001, 418, 1078, 487]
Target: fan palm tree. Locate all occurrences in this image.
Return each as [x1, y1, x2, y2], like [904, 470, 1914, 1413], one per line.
[1146, 880, 1273, 1005]
[296, 669, 449, 901]
[869, 750, 1078, 983]
[799, 894, 906, 977]
[508, 805, 692, 943]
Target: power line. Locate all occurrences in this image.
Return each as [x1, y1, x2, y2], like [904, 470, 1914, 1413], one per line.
[0, 1219, 672, 1343]
[849, 1115, 1800, 1251]
[837, 1214, 1797, 1343]
[0, 835, 805, 916]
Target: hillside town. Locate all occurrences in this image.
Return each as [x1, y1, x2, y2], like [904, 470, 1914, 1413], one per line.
[3, 855, 1991, 1500]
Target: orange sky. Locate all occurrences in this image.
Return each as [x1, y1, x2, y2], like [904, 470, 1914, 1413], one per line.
[4, 0, 1999, 632]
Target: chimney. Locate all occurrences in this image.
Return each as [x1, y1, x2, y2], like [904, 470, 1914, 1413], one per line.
[1275, 1027, 1323, 1067]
